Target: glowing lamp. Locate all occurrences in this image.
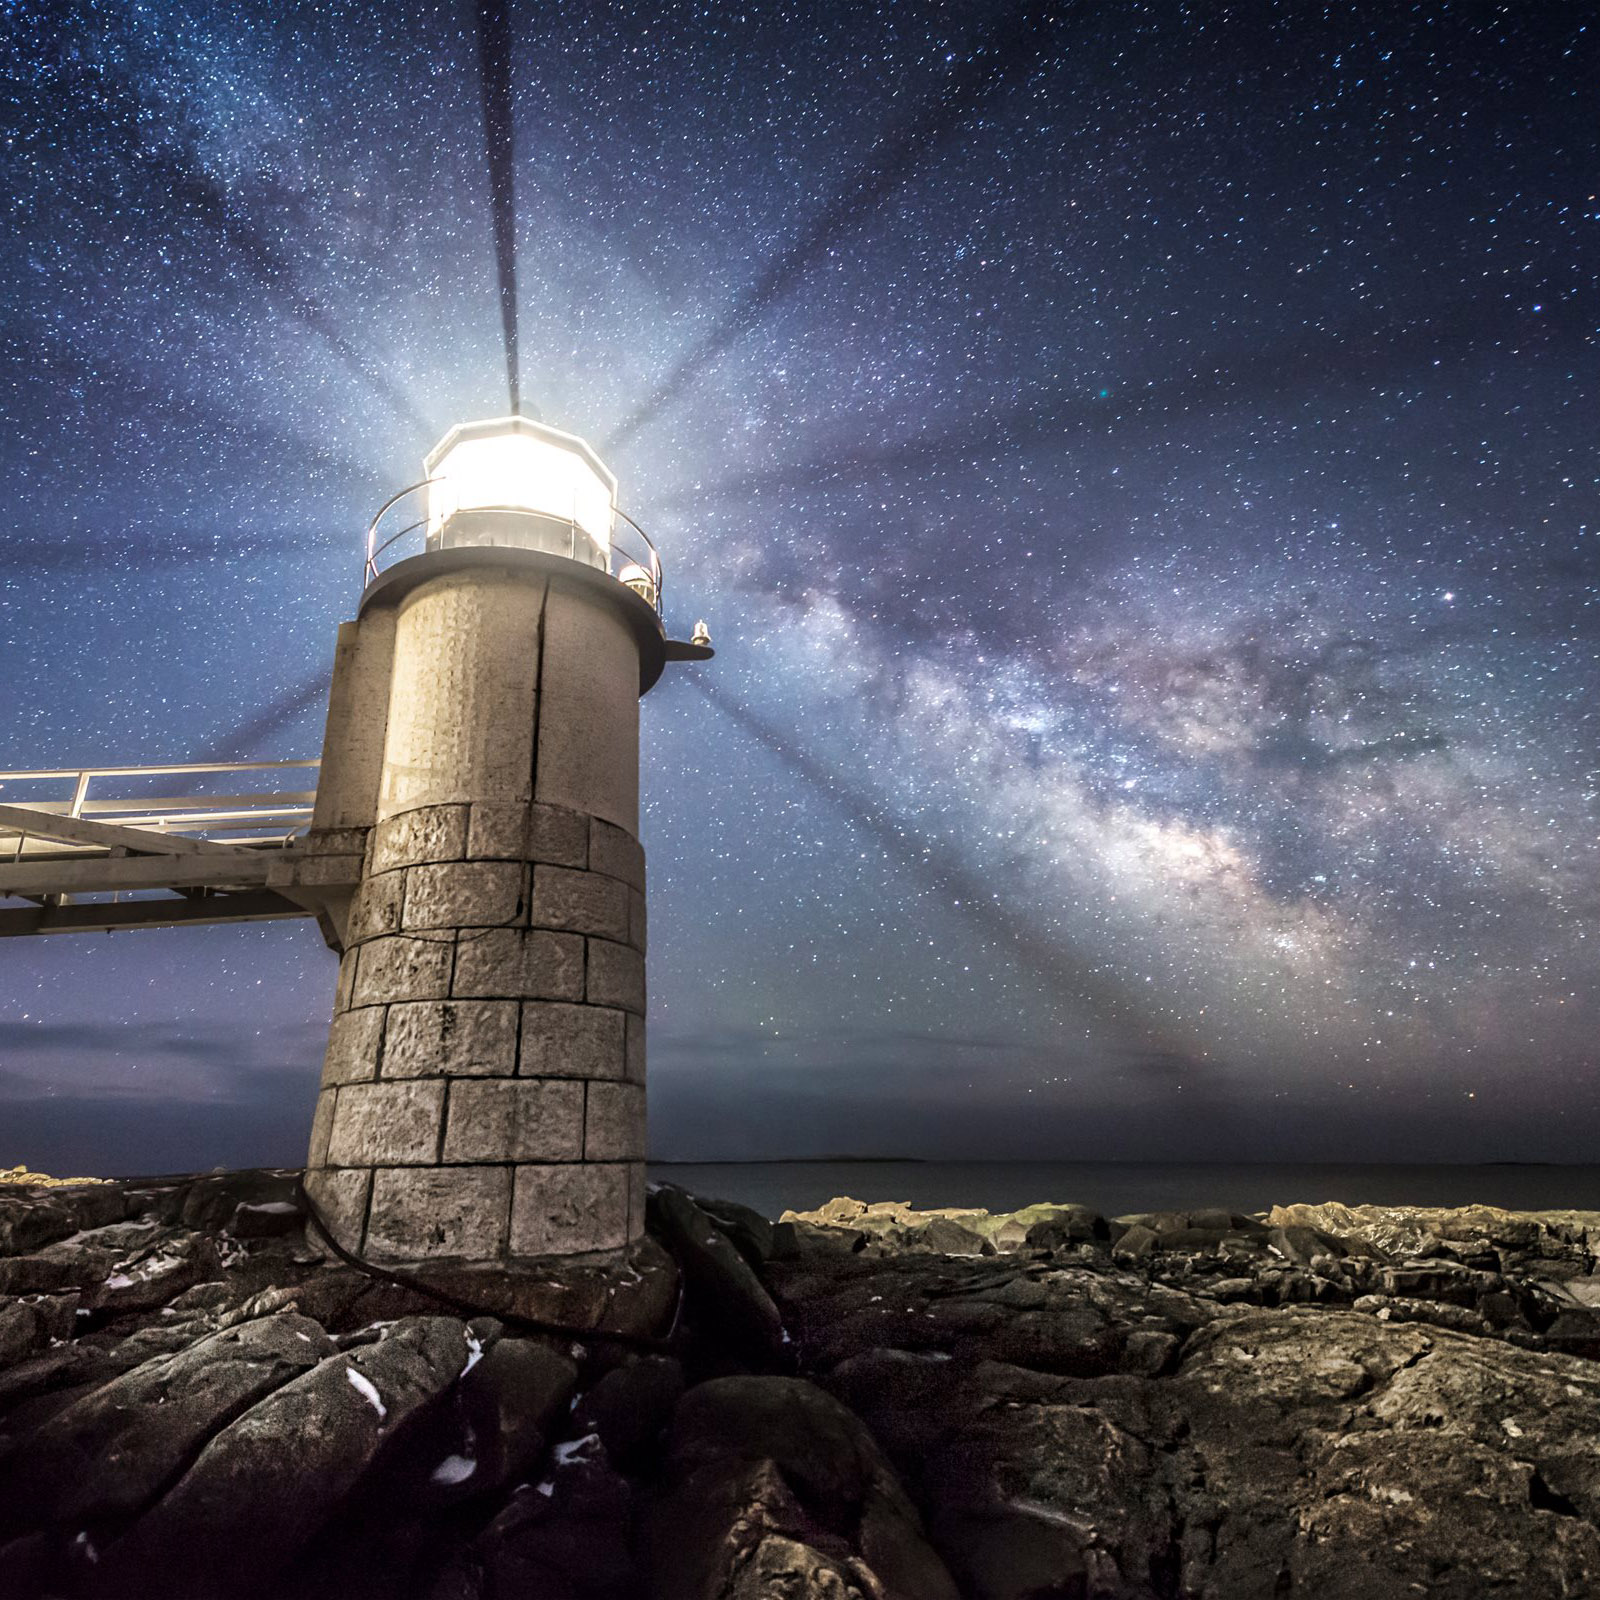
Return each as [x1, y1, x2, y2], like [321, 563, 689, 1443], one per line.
[617, 561, 657, 608]
[423, 416, 617, 569]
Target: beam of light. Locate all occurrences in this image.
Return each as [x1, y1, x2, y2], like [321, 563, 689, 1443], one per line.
[643, 288, 1589, 521]
[202, 673, 330, 763]
[231, 655, 1217, 1086]
[682, 672, 1216, 1079]
[474, 0, 525, 417]
[1, 532, 340, 579]
[601, 0, 1073, 457]
[59, 59, 433, 442]
[0, 329, 376, 498]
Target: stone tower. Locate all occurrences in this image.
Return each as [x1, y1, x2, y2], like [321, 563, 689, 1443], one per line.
[298, 417, 705, 1265]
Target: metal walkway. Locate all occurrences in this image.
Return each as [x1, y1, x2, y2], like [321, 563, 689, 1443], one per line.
[0, 760, 324, 936]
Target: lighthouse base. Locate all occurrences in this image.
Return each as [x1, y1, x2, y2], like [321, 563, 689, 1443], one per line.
[302, 796, 649, 1268]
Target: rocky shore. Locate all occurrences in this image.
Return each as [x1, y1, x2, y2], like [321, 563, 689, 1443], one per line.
[2, 1171, 1599, 1597]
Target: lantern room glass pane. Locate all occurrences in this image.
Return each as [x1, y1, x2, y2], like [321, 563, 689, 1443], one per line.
[424, 419, 616, 556]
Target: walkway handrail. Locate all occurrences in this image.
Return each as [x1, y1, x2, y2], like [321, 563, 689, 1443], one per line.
[0, 760, 319, 849]
[0, 760, 319, 784]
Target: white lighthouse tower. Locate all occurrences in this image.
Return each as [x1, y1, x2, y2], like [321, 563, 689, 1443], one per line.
[0, 415, 707, 1264]
[299, 416, 708, 1264]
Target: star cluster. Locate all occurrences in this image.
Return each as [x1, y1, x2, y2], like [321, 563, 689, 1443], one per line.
[0, 0, 1595, 1168]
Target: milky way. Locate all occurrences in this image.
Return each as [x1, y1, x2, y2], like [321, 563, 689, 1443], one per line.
[0, 0, 1595, 1169]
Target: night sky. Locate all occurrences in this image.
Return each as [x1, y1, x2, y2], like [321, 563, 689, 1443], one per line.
[2, 1, 1596, 1174]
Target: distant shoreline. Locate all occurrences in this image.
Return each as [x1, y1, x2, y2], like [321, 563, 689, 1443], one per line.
[641, 1159, 1600, 1222]
[649, 1157, 1572, 1168]
[653, 1157, 927, 1166]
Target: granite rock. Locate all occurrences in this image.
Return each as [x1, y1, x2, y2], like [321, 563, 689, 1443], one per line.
[648, 1186, 788, 1367]
[0, 1311, 333, 1536]
[646, 1375, 960, 1600]
[94, 1315, 471, 1594]
[0, 1172, 1597, 1598]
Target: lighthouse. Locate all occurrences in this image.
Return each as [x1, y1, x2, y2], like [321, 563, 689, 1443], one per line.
[299, 416, 709, 1265]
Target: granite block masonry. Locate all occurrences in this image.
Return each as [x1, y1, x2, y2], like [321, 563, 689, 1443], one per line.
[303, 558, 658, 1264]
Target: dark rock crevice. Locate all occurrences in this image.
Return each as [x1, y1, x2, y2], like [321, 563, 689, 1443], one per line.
[1529, 1470, 1584, 1520]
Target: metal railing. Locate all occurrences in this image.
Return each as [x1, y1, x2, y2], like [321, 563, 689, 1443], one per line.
[364, 480, 665, 618]
[0, 761, 318, 858]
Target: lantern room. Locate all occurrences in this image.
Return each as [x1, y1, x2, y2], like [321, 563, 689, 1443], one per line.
[422, 415, 617, 570]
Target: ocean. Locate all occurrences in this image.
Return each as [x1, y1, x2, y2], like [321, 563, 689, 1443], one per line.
[646, 1161, 1600, 1223]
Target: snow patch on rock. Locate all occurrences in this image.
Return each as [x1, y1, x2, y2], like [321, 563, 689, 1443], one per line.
[345, 1364, 387, 1420]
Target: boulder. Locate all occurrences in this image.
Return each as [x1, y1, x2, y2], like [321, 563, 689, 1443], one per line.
[1150, 1226, 1235, 1254]
[463, 1444, 642, 1600]
[1115, 1210, 1185, 1234]
[1268, 1222, 1346, 1266]
[1024, 1205, 1111, 1251]
[36, 1217, 170, 1265]
[0, 1294, 77, 1364]
[788, 1220, 867, 1257]
[1121, 1328, 1181, 1376]
[94, 1315, 470, 1595]
[768, 1221, 801, 1261]
[1476, 1287, 1531, 1332]
[0, 1302, 41, 1367]
[784, 1198, 1108, 1261]
[829, 1309, 1600, 1600]
[1381, 1263, 1483, 1306]
[177, 1169, 303, 1234]
[767, 1250, 1144, 1377]
[1112, 1222, 1159, 1261]
[13, 1180, 126, 1242]
[0, 1530, 54, 1597]
[322, 1236, 678, 1345]
[692, 1193, 777, 1268]
[0, 1197, 76, 1258]
[655, 1457, 871, 1599]
[1543, 1309, 1600, 1359]
[166, 1282, 242, 1318]
[1352, 1293, 1489, 1334]
[987, 1218, 1033, 1251]
[0, 1311, 334, 1535]
[1208, 1277, 1262, 1304]
[84, 1235, 210, 1318]
[37, 1182, 130, 1237]
[0, 1344, 122, 1425]
[447, 1335, 578, 1498]
[902, 1216, 991, 1256]
[0, 1255, 89, 1297]
[1264, 1201, 1577, 1264]
[647, 1375, 960, 1600]
[573, 1354, 685, 1469]
[1186, 1208, 1243, 1233]
[796, 1197, 881, 1228]
[1171, 1309, 1600, 1596]
[828, 1349, 1182, 1600]
[648, 1187, 788, 1367]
